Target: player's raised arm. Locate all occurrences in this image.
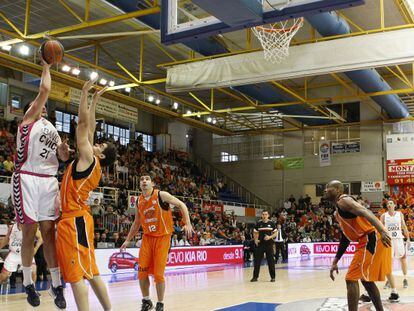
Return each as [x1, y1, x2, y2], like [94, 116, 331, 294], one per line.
[338, 197, 391, 247]
[88, 86, 108, 145]
[159, 191, 194, 238]
[24, 60, 52, 124]
[77, 78, 97, 163]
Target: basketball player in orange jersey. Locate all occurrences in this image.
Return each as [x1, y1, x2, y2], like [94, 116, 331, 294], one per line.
[121, 175, 194, 311]
[56, 77, 117, 311]
[326, 180, 392, 311]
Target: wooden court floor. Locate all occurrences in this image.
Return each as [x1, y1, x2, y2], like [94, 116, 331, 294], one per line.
[1, 256, 414, 310]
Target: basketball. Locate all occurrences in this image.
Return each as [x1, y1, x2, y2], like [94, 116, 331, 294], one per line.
[39, 40, 64, 65]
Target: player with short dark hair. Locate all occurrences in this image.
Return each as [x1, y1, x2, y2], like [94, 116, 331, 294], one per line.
[251, 210, 277, 282]
[56, 77, 116, 311]
[121, 174, 193, 311]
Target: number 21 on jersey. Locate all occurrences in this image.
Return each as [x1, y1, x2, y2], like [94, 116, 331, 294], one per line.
[148, 225, 157, 232]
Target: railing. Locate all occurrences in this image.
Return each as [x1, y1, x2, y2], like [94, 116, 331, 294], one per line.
[127, 191, 271, 212]
[193, 156, 273, 209]
[93, 192, 270, 234]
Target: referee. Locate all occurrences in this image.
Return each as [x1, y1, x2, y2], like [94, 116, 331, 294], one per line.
[251, 210, 277, 282]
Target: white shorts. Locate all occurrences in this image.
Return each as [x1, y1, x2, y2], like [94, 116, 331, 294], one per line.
[391, 238, 407, 259]
[12, 173, 60, 224]
[2, 252, 35, 273]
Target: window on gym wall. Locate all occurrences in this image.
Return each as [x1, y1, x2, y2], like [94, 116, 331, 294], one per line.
[55, 110, 76, 133]
[213, 134, 283, 162]
[135, 132, 154, 152]
[101, 124, 130, 146]
[304, 125, 361, 156]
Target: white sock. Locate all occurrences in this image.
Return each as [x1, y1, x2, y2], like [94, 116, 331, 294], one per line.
[143, 296, 150, 301]
[392, 288, 398, 294]
[22, 266, 33, 287]
[157, 301, 163, 304]
[49, 267, 62, 288]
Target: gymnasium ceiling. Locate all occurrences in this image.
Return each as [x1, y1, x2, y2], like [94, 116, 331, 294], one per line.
[0, 0, 413, 135]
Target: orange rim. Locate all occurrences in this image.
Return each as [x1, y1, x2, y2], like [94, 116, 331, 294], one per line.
[254, 17, 304, 34]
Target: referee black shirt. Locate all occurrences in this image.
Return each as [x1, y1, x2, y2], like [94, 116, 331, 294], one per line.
[255, 220, 277, 243]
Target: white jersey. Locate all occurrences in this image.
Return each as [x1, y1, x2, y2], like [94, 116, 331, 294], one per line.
[8, 223, 22, 254]
[15, 118, 60, 175]
[384, 211, 404, 239]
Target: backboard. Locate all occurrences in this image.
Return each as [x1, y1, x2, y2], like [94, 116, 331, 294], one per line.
[161, 0, 365, 45]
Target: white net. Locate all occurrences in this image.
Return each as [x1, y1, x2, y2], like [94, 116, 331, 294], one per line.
[252, 17, 303, 64]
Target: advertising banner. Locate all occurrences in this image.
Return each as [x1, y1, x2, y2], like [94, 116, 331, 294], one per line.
[202, 202, 223, 214]
[361, 181, 385, 192]
[386, 159, 414, 185]
[332, 141, 360, 154]
[273, 157, 304, 170]
[319, 141, 331, 167]
[95, 245, 244, 275]
[69, 88, 138, 123]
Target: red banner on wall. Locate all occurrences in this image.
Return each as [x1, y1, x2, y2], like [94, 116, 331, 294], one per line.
[387, 159, 414, 185]
[202, 202, 223, 214]
[313, 243, 357, 255]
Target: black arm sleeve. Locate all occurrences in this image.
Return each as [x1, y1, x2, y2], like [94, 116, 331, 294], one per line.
[335, 233, 351, 261]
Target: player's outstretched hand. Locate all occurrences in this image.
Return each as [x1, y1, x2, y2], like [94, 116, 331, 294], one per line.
[57, 137, 74, 161]
[330, 263, 339, 281]
[82, 76, 98, 92]
[92, 86, 108, 103]
[183, 224, 194, 239]
[380, 229, 392, 247]
[120, 241, 128, 252]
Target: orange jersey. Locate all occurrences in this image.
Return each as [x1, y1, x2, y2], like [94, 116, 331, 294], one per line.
[60, 157, 101, 216]
[335, 195, 375, 242]
[138, 189, 173, 236]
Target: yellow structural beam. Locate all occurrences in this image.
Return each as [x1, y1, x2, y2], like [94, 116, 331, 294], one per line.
[0, 51, 232, 136]
[59, 0, 83, 23]
[0, 6, 160, 45]
[270, 81, 342, 124]
[330, 73, 387, 121]
[189, 92, 212, 111]
[85, 0, 90, 22]
[24, 0, 31, 36]
[394, 0, 414, 24]
[0, 11, 24, 37]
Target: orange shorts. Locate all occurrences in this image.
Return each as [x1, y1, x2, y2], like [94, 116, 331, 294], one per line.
[56, 213, 99, 283]
[138, 234, 171, 283]
[346, 231, 392, 282]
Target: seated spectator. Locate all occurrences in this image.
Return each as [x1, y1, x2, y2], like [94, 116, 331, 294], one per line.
[111, 232, 124, 248]
[179, 235, 190, 246]
[171, 234, 180, 247]
[3, 156, 14, 175]
[100, 232, 109, 243]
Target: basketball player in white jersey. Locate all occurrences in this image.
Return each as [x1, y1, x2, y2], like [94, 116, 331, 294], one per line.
[12, 58, 70, 308]
[0, 222, 42, 284]
[381, 200, 410, 302]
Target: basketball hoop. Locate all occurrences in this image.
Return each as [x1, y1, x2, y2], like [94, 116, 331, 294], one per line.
[252, 17, 304, 64]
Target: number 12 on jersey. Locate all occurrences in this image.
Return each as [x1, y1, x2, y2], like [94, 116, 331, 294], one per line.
[148, 225, 157, 232]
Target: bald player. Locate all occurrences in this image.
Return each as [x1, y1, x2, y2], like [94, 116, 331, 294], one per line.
[326, 180, 392, 311]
